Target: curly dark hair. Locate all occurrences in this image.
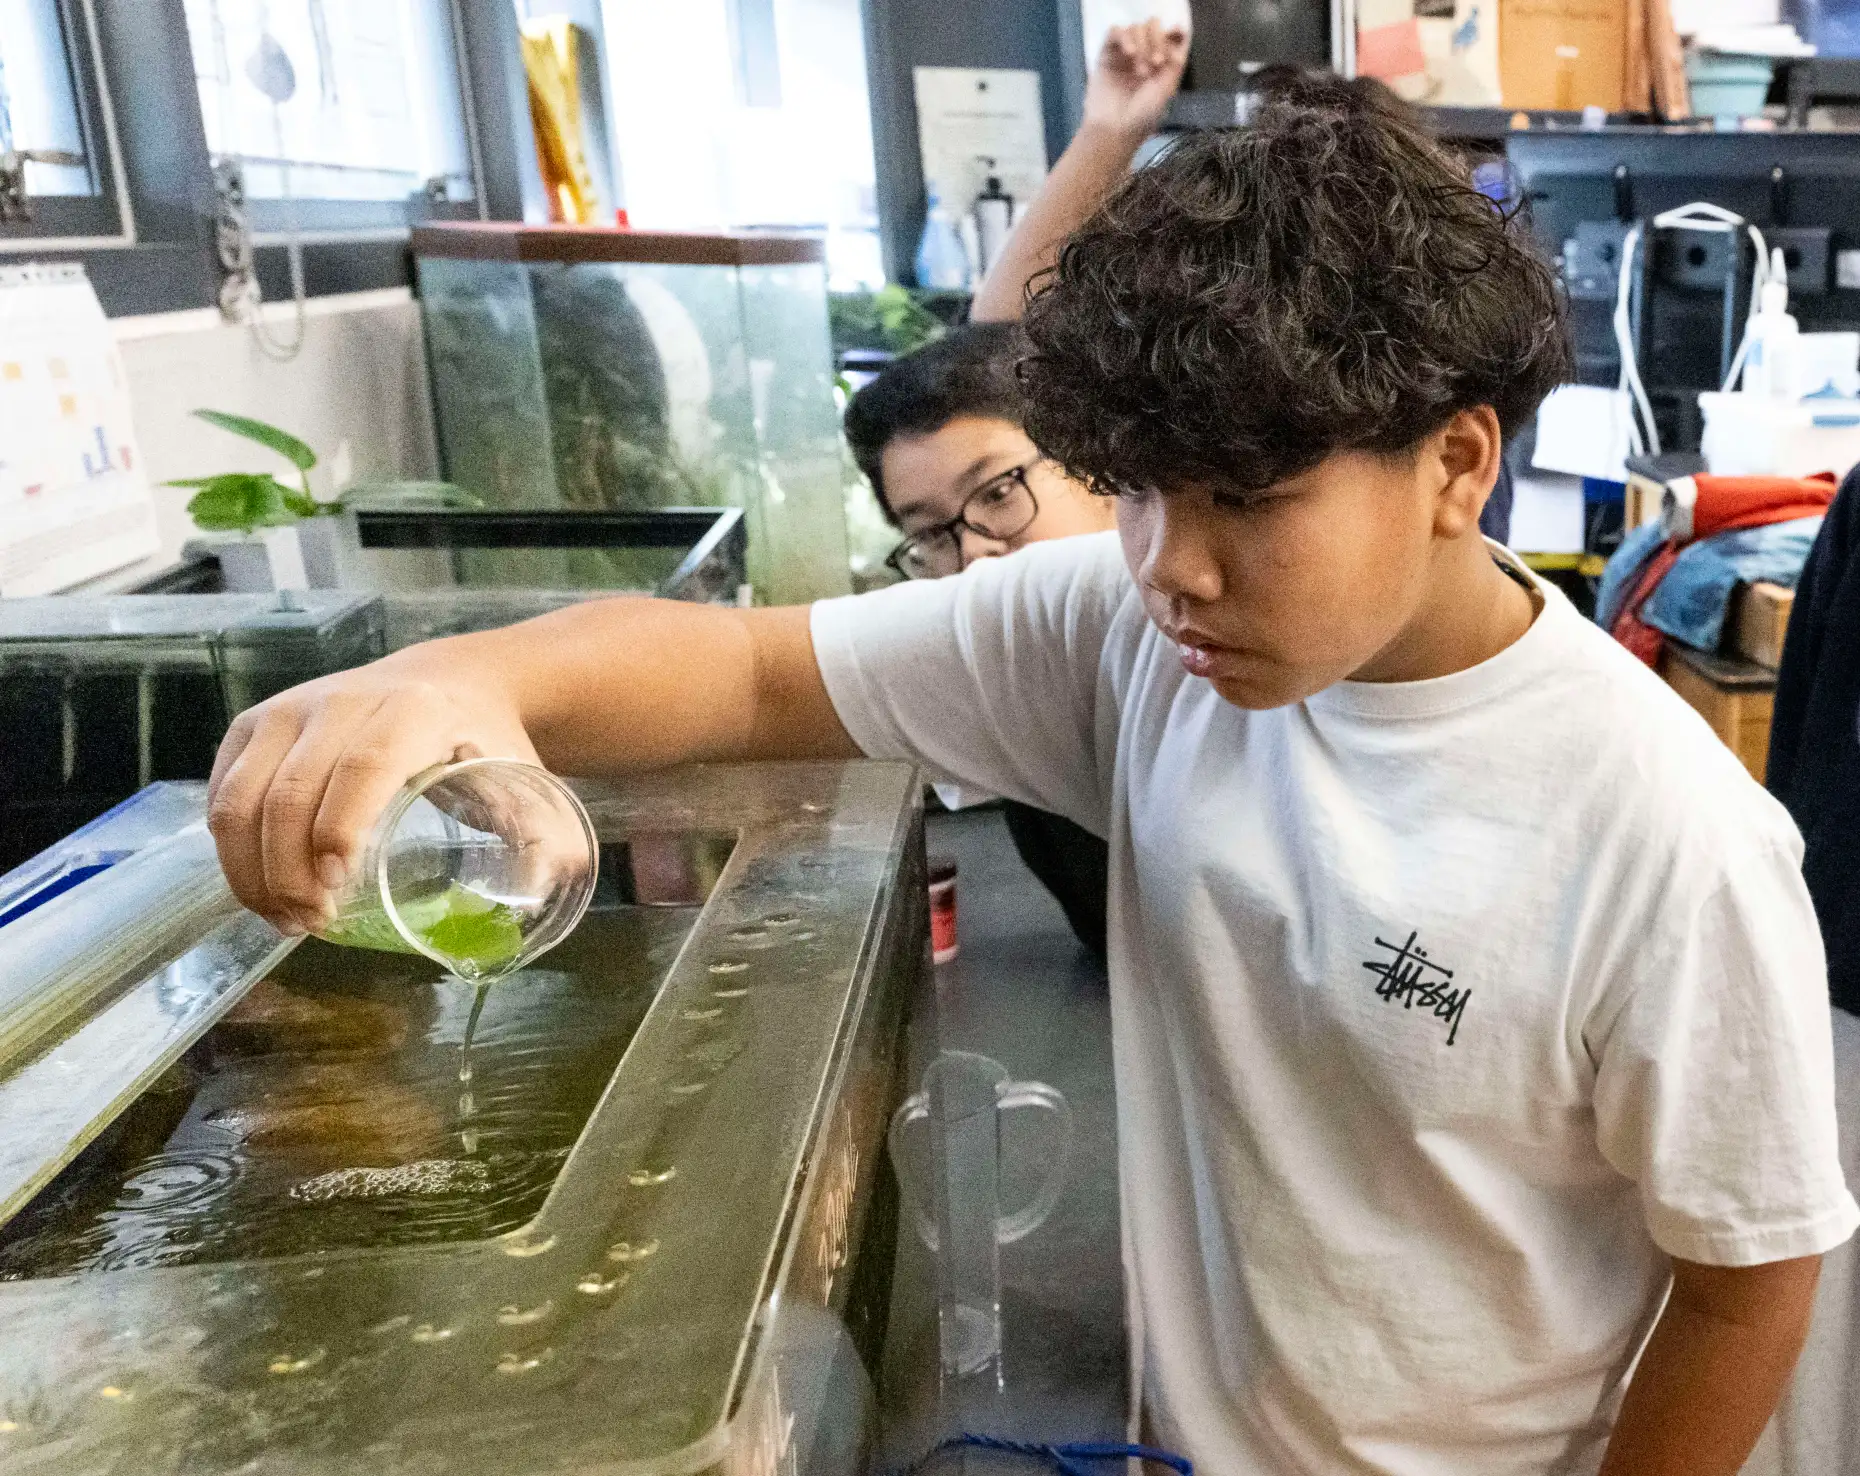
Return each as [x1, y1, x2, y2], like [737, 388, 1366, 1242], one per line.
[1018, 71, 1571, 498]
[844, 323, 1026, 522]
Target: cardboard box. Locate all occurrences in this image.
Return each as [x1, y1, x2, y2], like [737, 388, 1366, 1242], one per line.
[1500, 0, 1630, 109]
[1729, 580, 1794, 668]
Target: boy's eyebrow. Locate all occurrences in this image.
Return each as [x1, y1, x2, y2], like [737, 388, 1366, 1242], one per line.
[953, 452, 1006, 488]
[890, 452, 1018, 526]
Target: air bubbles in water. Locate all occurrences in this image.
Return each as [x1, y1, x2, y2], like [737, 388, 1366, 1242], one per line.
[290, 1160, 489, 1203]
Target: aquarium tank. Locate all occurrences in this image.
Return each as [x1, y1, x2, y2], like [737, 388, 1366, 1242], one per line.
[413, 224, 853, 606]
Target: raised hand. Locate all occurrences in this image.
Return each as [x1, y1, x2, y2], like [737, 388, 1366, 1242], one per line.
[1082, 19, 1191, 144]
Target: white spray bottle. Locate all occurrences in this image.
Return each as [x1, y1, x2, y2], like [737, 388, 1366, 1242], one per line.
[1743, 247, 1799, 399]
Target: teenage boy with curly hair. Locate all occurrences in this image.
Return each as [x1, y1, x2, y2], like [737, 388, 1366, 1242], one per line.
[205, 75, 1854, 1476]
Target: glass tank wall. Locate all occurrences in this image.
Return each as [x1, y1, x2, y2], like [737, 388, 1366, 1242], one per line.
[414, 225, 854, 606]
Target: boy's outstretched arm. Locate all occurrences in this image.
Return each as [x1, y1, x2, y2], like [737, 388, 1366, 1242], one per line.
[1598, 1254, 1820, 1474]
[206, 599, 855, 934]
[968, 18, 1188, 323]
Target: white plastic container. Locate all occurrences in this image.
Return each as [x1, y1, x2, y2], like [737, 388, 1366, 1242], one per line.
[1700, 390, 1860, 478]
[1793, 331, 1860, 398]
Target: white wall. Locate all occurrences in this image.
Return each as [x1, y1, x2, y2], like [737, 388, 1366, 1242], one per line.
[81, 288, 440, 592]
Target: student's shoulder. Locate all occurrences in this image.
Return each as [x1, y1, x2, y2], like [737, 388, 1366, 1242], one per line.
[964, 530, 1141, 626]
[1531, 596, 1800, 856]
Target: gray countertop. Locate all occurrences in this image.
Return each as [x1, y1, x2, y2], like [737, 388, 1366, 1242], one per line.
[877, 806, 1126, 1472]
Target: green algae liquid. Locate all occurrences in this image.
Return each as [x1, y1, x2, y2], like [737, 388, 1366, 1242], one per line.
[319, 882, 527, 979]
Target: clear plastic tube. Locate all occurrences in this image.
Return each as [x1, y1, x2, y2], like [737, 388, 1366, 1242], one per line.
[0, 823, 239, 1071]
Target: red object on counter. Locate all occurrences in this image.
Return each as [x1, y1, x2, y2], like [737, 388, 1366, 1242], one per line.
[928, 854, 959, 965]
[1610, 471, 1838, 666]
[1665, 471, 1837, 542]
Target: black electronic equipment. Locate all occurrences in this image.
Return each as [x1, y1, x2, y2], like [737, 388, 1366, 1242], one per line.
[1508, 130, 1860, 450]
[1182, 0, 1331, 91]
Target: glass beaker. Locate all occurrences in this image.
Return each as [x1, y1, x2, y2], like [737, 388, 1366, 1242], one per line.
[316, 758, 598, 980]
[888, 1051, 1073, 1383]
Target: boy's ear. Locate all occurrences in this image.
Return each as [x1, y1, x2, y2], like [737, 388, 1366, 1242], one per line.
[1428, 405, 1503, 540]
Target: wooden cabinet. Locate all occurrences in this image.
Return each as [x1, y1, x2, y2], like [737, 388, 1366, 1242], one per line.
[1659, 643, 1776, 782]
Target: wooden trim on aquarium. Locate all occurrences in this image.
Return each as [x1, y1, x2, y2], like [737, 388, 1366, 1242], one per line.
[409, 221, 827, 266]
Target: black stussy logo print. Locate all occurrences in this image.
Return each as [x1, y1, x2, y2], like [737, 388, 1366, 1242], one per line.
[1362, 931, 1471, 1046]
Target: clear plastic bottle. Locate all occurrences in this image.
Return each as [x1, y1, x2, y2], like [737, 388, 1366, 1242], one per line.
[1743, 247, 1800, 400]
[915, 187, 971, 291]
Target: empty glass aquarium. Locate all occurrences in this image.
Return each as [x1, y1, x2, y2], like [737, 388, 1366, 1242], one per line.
[414, 224, 854, 607]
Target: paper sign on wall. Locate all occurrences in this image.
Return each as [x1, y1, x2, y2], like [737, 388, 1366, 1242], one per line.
[0, 263, 157, 596]
[912, 66, 1048, 218]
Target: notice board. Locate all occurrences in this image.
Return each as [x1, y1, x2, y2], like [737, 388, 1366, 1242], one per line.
[0, 263, 157, 596]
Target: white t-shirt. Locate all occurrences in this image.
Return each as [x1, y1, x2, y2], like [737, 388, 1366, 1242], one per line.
[810, 531, 1858, 1476]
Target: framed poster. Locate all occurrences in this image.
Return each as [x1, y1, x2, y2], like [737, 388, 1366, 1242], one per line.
[912, 66, 1048, 218]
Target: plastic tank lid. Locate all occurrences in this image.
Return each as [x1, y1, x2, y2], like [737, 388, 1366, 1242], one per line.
[0, 593, 381, 641]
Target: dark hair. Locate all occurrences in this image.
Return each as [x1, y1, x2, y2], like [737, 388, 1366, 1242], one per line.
[1018, 71, 1571, 499]
[844, 322, 1026, 521]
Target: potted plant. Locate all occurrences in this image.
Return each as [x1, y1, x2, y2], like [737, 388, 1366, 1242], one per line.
[169, 410, 476, 590]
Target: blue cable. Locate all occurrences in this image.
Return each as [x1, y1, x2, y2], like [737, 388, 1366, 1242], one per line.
[892, 1432, 1193, 1476]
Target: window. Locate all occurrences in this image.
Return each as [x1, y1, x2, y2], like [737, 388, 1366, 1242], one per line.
[603, 0, 884, 290]
[0, 0, 126, 246]
[180, 0, 478, 231]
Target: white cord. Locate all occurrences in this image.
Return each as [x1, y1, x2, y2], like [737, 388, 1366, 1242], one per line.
[1610, 202, 1776, 458]
[247, 101, 306, 363]
[1614, 225, 1661, 456]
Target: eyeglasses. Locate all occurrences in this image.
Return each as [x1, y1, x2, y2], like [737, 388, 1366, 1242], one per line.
[885, 462, 1041, 580]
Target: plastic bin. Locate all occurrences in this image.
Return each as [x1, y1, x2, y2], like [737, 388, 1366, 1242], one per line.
[1684, 51, 1777, 117]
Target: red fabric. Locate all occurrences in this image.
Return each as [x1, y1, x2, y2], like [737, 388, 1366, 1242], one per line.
[1689, 472, 1838, 540]
[1607, 473, 1836, 667]
[1611, 542, 1683, 666]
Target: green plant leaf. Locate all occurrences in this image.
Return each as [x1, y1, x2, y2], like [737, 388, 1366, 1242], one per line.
[337, 480, 484, 510]
[184, 473, 297, 535]
[280, 487, 324, 519]
[192, 409, 318, 471]
[871, 284, 945, 355]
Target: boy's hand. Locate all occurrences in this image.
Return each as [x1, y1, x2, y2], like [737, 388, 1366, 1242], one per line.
[1082, 20, 1190, 144]
[207, 661, 539, 937]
